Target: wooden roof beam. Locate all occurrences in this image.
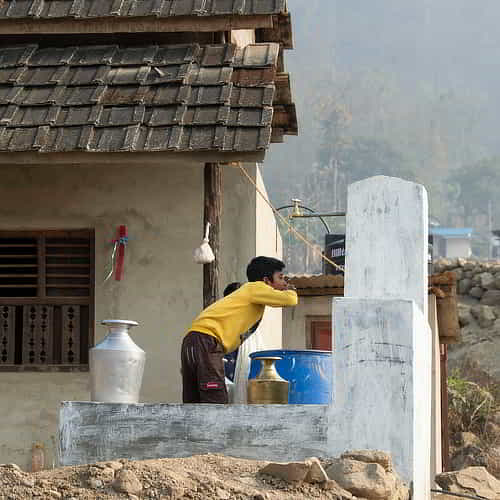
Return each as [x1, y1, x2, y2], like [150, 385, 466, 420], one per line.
[0, 14, 274, 35]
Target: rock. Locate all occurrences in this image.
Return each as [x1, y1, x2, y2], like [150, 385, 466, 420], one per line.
[435, 466, 500, 499]
[458, 307, 473, 327]
[470, 305, 496, 328]
[481, 289, 500, 306]
[457, 258, 467, 267]
[478, 272, 495, 288]
[0, 463, 22, 473]
[112, 469, 143, 495]
[88, 466, 114, 482]
[464, 270, 473, 278]
[492, 275, 500, 289]
[469, 286, 484, 299]
[88, 477, 103, 489]
[450, 445, 487, 471]
[21, 477, 35, 487]
[215, 487, 231, 499]
[253, 494, 269, 500]
[321, 479, 354, 498]
[47, 491, 62, 499]
[450, 268, 464, 280]
[458, 278, 472, 295]
[340, 450, 393, 472]
[326, 458, 396, 499]
[260, 461, 310, 482]
[304, 457, 329, 483]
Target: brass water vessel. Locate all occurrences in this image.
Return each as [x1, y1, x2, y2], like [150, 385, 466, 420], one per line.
[247, 356, 289, 404]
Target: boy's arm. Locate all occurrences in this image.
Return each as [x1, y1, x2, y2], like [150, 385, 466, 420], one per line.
[249, 282, 298, 307]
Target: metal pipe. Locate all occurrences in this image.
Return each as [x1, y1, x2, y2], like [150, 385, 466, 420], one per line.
[292, 212, 346, 218]
[276, 204, 332, 233]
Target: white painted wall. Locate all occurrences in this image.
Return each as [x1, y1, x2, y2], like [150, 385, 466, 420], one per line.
[446, 238, 471, 258]
[230, 29, 255, 47]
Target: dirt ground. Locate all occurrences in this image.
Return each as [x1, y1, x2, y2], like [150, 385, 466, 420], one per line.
[0, 454, 345, 500]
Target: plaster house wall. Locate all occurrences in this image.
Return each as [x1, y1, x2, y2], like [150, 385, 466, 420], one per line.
[283, 295, 332, 350]
[0, 160, 281, 469]
[255, 166, 283, 349]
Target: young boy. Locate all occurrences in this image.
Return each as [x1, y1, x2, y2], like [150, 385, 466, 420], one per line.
[181, 256, 298, 403]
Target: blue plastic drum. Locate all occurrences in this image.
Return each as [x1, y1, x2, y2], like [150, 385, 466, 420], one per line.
[248, 349, 333, 404]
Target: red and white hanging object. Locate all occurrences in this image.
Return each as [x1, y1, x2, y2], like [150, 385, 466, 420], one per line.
[104, 225, 128, 282]
[194, 222, 215, 264]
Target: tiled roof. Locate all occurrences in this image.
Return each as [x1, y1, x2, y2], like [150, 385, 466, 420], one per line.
[0, 42, 293, 153]
[287, 274, 344, 290]
[0, 0, 286, 19]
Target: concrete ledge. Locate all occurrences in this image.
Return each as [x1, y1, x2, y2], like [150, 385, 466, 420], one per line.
[59, 402, 330, 466]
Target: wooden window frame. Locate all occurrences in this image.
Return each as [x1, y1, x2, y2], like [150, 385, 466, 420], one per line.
[0, 229, 94, 372]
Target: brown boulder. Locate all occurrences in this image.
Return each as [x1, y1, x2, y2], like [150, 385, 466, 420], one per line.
[304, 457, 329, 483]
[259, 461, 310, 482]
[341, 450, 393, 472]
[435, 466, 500, 499]
[112, 468, 142, 496]
[326, 458, 396, 499]
[321, 479, 354, 498]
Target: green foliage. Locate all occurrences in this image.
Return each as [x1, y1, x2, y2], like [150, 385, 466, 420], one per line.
[448, 370, 496, 437]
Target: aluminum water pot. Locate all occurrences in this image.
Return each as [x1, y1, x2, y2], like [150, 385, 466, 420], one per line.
[90, 319, 145, 403]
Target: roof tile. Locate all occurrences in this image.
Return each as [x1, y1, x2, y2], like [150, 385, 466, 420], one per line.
[55, 105, 98, 126]
[0, 42, 293, 153]
[187, 66, 233, 86]
[0, 0, 287, 19]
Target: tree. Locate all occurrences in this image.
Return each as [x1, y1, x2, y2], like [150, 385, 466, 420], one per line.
[448, 158, 500, 226]
[306, 135, 416, 212]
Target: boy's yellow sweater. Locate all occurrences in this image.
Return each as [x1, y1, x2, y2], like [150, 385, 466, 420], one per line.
[188, 281, 298, 353]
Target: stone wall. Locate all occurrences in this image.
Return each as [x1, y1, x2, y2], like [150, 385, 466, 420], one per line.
[433, 258, 500, 386]
[434, 258, 500, 325]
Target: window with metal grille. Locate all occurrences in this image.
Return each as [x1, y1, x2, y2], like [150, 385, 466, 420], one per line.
[0, 230, 94, 370]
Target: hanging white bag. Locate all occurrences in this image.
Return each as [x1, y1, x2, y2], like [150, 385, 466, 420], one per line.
[194, 222, 215, 264]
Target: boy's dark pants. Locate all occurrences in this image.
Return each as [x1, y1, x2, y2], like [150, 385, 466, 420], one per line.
[181, 331, 228, 404]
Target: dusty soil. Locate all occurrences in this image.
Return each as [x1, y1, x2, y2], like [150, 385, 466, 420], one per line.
[0, 454, 343, 500]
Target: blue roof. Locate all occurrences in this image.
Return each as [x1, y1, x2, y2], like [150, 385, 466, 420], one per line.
[430, 227, 473, 238]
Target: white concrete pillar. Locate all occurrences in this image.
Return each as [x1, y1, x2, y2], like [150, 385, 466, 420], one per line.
[332, 176, 431, 499]
[345, 176, 428, 318]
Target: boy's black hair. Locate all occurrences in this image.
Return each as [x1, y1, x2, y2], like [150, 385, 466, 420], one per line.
[223, 282, 241, 297]
[246, 256, 285, 282]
